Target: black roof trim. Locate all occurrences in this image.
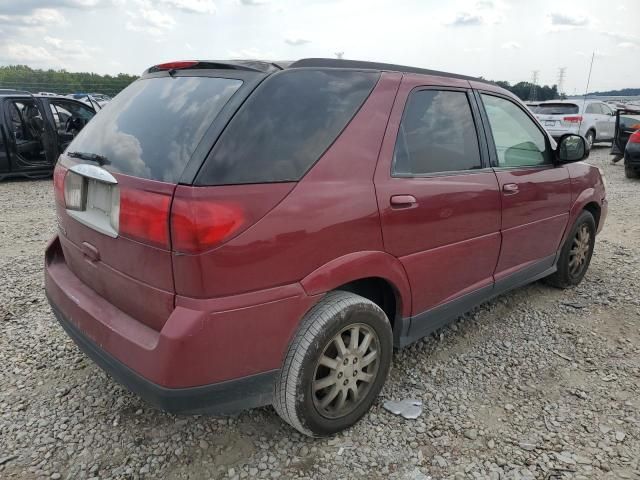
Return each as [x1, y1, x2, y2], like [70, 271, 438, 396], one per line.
[144, 60, 283, 75]
[288, 58, 489, 84]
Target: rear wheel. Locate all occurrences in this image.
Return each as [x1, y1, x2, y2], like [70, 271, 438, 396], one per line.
[273, 291, 392, 437]
[625, 162, 639, 179]
[585, 130, 595, 150]
[545, 210, 596, 288]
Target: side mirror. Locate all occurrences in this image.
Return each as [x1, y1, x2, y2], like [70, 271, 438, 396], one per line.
[556, 134, 588, 163]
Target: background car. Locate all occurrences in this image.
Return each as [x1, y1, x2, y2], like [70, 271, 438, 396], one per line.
[535, 99, 616, 148]
[611, 109, 640, 178]
[0, 92, 95, 180]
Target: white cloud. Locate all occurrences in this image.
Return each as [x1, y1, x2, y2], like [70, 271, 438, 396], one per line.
[446, 1, 507, 27]
[44, 36, 98, 61]
[126, 3, 176, 36]
[227, 47, 274, 59]
[547, 12, 590, 31]
[618, 42, 639, 49]
[501, 41, 521, 50]
[0, 8, 67, 27]
[0, 41, 55, 63]
[157, 0, 215, 14]
[284, 37, 310, 46]
[239, 0, 268, 6]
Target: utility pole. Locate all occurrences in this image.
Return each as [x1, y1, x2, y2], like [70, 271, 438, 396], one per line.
[529, 70, 539, 101]
[557, 67, 566, 98]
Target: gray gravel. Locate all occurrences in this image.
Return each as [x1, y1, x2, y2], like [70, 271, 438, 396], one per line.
[1, 146, 639, 480]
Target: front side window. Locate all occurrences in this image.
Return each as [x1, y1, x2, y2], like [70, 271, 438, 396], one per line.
[392, 90, 482, 175]
[601, 103, 613, 115]
[481, 94, 551, 168]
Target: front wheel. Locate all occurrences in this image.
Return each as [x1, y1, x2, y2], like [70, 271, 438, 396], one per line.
[273, 291, 393, 437]
[585, 130, 595, 150]
[545, 210, 596, 289]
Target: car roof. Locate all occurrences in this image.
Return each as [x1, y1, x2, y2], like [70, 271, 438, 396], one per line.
[144, 58, 493, 86]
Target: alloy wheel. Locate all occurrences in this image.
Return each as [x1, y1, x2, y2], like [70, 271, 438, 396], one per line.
[312, 323, 380, 419]
[569, 224, 591, 277]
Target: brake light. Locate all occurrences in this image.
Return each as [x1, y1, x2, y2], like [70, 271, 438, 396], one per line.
[629, 130, 640, 144]
[171, 197, 246, 254]
[119, 188, 172, 249]
[563, 116, 583, 123]
[53, 164, 67, 206]
[154, 61, 198, 70]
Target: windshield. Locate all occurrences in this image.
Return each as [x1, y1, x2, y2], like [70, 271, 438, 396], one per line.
[67, 76, 243, 182]
[535, 103, 579, 115]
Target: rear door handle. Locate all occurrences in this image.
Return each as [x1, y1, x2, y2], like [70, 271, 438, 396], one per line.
[390, 195, 417, 208]
[502, 183, 519, 195]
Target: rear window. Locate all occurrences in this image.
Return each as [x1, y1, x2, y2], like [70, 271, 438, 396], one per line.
[535, 103, 579, 115]
[196, 69, 379, 185]
[66, 76, 243, 182]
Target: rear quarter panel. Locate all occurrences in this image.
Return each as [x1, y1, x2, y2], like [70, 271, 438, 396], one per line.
[563, 161, 606, 241]
[172, 72, 404, 299]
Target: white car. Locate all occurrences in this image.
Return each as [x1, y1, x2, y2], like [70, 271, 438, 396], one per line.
[533, 99, 616, 148]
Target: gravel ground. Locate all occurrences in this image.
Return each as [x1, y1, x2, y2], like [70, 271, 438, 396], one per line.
[1, 146, 638, 480]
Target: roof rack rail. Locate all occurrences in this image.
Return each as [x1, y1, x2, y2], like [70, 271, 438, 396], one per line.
[288, 58, 489, 84]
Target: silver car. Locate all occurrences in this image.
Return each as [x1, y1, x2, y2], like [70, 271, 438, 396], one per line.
[534, 99, 616, 148]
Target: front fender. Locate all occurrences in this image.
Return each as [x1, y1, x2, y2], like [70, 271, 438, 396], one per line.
[560, 188, 601, 246]
[300, 251, 412, 317]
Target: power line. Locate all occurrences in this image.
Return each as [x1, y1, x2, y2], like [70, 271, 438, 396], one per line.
[557, 67, 566, 97]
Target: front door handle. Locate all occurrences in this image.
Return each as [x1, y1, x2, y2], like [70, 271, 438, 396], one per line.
[390, 194, 417, 208]
[502, 183, 519, 195]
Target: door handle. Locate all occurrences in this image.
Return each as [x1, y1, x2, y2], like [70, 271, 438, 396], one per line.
[502, 183, 519, 195]
[390, 195, 417, 208]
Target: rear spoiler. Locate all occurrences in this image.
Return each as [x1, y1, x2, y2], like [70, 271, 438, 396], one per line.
[611, 108, 640, 156]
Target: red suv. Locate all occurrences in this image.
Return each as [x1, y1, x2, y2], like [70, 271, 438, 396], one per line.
[45, 58, 607, 437]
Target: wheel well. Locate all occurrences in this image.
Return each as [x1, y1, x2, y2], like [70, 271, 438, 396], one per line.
[584, 202, 601, 229]
[337, 277, 400, 330]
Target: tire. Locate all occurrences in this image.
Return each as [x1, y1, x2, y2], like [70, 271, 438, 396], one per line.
[585, 130, 595, 150]
[545, 210, 596, 289]
[625, 162, 639, 179]
[273, 291, 393, 437]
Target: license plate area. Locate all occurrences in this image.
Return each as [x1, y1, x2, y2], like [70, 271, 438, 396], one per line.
[65, 165, 119, 238]
[545, 120, 556, 126]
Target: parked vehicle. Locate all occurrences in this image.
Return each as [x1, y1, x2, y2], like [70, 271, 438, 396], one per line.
[66, 93, 108, 111]
[534, 99, 616, 148]
[45, 58, 607, 437]
[611, 109, 640, 178]
[0, 92, 96, 180]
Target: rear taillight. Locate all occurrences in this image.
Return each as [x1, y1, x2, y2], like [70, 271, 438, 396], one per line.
[629, 130, 640, 144]
[119, 188, 172, 249]
[563, 116, 583, 123]
[63, 170, 86, 211]
[171, 197, 246, 254]
[53, 164, 67, 206]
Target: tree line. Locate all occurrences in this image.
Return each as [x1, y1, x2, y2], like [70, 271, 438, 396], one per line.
[0, 65, 138, 97]
[2, 64, 634, 101]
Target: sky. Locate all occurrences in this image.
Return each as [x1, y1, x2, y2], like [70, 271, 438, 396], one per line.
[0, 0, 638, 93]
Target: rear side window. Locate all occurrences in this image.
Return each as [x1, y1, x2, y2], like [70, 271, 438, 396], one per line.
[196, 69, 379, 185]
[585, 103, 600, 114]
[536, 103, 579, 115]
[392, 89, 482, 175]
[66, 76, 243, 182]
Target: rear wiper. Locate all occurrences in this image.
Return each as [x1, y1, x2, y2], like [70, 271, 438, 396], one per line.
[67, 151, 110, 165]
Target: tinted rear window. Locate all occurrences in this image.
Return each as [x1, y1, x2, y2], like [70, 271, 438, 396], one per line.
[535, 103, 579, 115]
[66, 76, 243, 182]
[196, 69, 379, 185]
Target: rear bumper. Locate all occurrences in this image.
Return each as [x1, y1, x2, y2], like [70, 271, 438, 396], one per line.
[49, 300, 276, 414]
[44, 235, 318, 414]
